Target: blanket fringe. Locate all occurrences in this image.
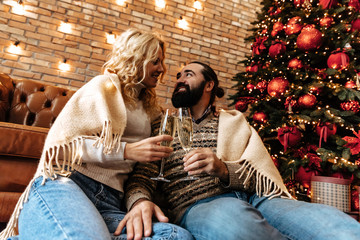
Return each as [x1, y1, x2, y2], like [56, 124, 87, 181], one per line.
[234, 159, 292, 199]
[0, 120, 122, 239]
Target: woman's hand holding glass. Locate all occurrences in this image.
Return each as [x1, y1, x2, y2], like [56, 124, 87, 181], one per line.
[124, 135, 173, 162]
[151, 109, 177, 182]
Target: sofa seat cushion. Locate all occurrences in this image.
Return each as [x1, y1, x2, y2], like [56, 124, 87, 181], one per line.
[0, 192, 22, 222]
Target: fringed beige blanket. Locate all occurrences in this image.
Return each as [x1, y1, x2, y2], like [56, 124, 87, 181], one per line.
[217, 110, 292, 199]
[0, 73, 127, 239]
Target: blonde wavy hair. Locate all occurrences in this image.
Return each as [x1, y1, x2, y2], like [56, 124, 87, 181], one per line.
[103, 28, 166, 118]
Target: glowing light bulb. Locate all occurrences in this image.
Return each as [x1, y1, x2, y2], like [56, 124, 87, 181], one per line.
[59, 20, 72, 33]
[116, 0, 126, 6]
[13, 0, 25, 15]
[59, 59, 70, 71]
[178, 17, 188, 30]
[8, 41, 21, 54]
[106, 31, 116, 44]
[194, 1, 202, 10]
[155, 0, 166, 8]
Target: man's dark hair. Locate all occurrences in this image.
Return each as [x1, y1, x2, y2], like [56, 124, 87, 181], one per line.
[189, 61, 224, 105]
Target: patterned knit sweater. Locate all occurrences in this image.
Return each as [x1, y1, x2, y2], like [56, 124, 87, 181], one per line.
[125, 112, 256, 223]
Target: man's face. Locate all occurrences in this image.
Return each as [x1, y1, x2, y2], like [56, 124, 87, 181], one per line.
[171, 63, 206, 108]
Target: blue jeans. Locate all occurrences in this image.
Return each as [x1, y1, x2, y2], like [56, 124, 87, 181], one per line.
[179, 191, 360, 240]
[15, 172, 193, 240]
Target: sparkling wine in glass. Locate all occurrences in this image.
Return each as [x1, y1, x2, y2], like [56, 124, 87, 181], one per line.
[177, 107, 199, 181]
[151, 109, 176, 182]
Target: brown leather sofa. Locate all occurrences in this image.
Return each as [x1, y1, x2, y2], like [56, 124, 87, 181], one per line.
[0, 73, 75, 230]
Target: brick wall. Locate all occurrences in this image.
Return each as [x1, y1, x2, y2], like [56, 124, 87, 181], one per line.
[0, 0, 262, 109]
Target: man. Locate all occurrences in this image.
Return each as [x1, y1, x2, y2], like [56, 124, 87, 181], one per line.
[115, 62, 360, 240]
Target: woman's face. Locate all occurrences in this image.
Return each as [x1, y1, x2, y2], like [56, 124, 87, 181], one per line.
[142, 47, 164, 88]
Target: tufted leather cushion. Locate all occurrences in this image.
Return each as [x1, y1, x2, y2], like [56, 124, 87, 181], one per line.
[8, 78, 75, 128]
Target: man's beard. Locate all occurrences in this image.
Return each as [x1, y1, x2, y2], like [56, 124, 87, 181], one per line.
[171, 81, 206, 108]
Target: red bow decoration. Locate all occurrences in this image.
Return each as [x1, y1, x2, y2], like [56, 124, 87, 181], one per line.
[277, 126, 302, 152]
[343, 130, 360, 155]
[316, 122, 337, 148]
[252, 37, 267, 56]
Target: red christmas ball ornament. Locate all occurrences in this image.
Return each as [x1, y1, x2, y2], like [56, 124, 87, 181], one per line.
[351, 19, 360, 32]
[296, 26, 323, 51]
[327, 52, 350, 70]
[267, 77, 289, 97]
[295, 166, 319, 189]
[285, 17, 303, 35]
[277, 126, 302, 151]
[294, 0, 305, 7]
[253, 112, 268, 124]
[319, 16, 334, 27]
[246, 83, 255, 91]
[298, 94, 317, 108]
[319, 0, 338, 9]
[288, 58, 303, 69]
[269, 41, 286, 58]
[256, 81, 268, 93]
[235, 100, 249, 112]
[340, 100, 360, 113]
[345, 81, 357, 89]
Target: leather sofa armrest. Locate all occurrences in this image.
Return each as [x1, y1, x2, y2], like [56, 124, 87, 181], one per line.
[0, 121, 48, 159]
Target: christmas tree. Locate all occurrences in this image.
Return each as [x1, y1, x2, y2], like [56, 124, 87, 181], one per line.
[230, 0, 360, 201]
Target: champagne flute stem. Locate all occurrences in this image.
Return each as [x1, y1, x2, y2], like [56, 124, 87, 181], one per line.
[158, 157, 165, 177]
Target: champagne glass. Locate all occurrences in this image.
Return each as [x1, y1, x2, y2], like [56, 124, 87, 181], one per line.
[177, 107, 199, 181]
[151, 109, 176, 182]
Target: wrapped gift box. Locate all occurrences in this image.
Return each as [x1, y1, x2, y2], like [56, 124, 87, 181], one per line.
[311, 176, 351, 212]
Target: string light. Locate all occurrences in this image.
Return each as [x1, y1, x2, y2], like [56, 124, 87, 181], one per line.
[13, 0, 25, 15]
[193, 1, 202, 10]
[106, 31, 116, 44]
[116, 0, 126, 6]
[177, 16, 188, 30]
[8, 40, 21, 54]
[155, 0, 166, 8]
[59, 59, 70, 71]
[59, 19, 72, 33]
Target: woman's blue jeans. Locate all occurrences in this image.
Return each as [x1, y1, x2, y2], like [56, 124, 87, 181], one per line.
[179, 191, 360, 240]
[15, 172, 193, 240]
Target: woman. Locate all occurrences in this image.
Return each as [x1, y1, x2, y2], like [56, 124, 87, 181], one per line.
[0, 29, 193, 240]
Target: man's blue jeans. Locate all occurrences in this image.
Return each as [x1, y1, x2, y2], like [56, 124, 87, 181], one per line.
[179, 191, 360, 240]
[16, 172, 193, 240]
